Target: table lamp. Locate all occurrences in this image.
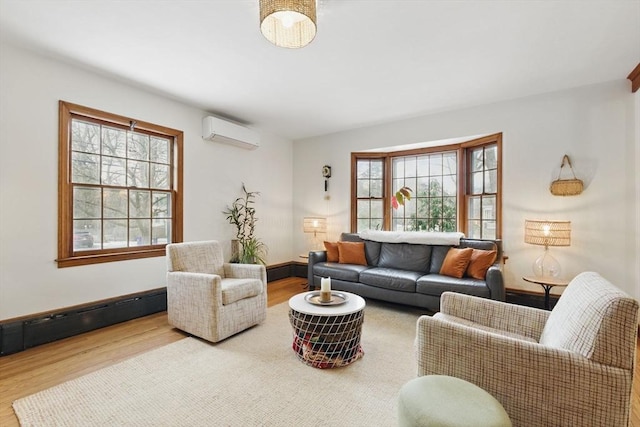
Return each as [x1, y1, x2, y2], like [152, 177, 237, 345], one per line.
[303, 217, 327, 249]
[524, 219, 571, 278]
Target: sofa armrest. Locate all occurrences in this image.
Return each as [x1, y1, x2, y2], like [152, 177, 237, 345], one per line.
[223, 263, 267, 286]
[307, 250, 327, 290]
[440, 291, 550, 341]
[485, 264, 505, 301]
[415, 315, 632, 427]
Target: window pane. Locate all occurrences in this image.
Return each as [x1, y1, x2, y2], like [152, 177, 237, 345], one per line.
[417, 157, 429, 176]
[73, 187, 101, 219]
[443, 174, 456, 195]
[471, 148, 483, 172]
[370, 179, 383, 198]
[127, 160, 149, 188]
[102, 126, 126, 157]
[130, 190, 150, 218]
[151, 137, 170, 164]
[443, 152, 457, 174]
[130, 219, 151, 246]
[370, 159, 383, 179]
[152, 192, 171, 218]
[468, 196, 481, 219]
[370, 199, 383, 219]
[357, 179, 370, 198]
[104, 219, 128, 248]
[357, 200, 370, 219]
[357, 160, 370, 179]
[103, 188, 128, 218]
[485, 170, 497, 193]
[392, 217, 405, 231]
[485, 145, 497, 169]
[429, 154, 442, 175]
[443, 196, 456, 215]
[73, 220, 100, 251]
[128, 132, 149, 161]
[71, 152, 100, 184]
[417, 198, 429, 218]
[357, 219, 370, 233]
[482, 220, 496, 239]
[429, 177, 443, 196]
[72, 120, 100, 154]
[482, 195, 496, 220]
[417, 177, 429, 197]
[102, 156, 126, 186]
[471, 171, 483, 194]
[405, 158, 416, 178]
[467, 220, 481, 239]
[151, 164, 170, 189]
[369, 218, 382, 231]
[429, 197, 442, 219]
[393, 158, 404, 178]
[152, 219, 170, 244]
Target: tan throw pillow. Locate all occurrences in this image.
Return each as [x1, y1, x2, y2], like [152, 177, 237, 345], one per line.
[338, 241, 367, 266]
[440, 247, 474, 278]
[324, 241, 339, 262]
[466, 249, 497, 280]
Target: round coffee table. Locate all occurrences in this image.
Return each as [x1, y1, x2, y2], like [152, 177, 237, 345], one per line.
[288, 291, 366, 369]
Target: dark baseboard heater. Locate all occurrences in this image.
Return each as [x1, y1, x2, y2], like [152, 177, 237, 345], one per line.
[0, 261, 308, 356]
[0, 288, 167, 356]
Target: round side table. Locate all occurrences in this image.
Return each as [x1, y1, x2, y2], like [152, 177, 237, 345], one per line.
[522, 276, 569, 310]
[288, 291, 365, 368]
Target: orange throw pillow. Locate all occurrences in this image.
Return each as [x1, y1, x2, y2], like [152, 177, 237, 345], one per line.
[466, 249, 497, 280]
[338, 241, 367, 266]
[440, 247, 474, 278]
[324, 241, 339, 262]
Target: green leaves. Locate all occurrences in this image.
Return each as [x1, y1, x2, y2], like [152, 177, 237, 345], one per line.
[391, 186, 413, 210]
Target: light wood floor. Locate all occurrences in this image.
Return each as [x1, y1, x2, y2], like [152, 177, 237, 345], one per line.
[1, 277, 639, 427]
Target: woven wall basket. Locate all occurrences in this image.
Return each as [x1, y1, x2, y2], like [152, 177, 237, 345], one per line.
[550, 155, 583, 196]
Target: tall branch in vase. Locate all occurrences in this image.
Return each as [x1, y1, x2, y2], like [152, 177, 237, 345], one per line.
[223, 183, 267, 264]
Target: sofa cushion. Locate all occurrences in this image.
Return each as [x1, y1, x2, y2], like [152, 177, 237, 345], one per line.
[338, 241, 367, 265]
[416, 274, 491, 298]
[313, 262, 370, 282]
[324, 241, 339, 262]
[378, 243, 432, 273]
[340, 233, 381, 265]
[440, 248, 473, 278]
[359, 268, 420, 292]
[466, 249, 497, 280]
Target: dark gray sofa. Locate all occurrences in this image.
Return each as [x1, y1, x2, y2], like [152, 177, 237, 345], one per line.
[307, 233, 504, 312]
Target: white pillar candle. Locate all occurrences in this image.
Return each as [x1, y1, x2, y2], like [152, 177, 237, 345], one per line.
[321, 277, 331, 292]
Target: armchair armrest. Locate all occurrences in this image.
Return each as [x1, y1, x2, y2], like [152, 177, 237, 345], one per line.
[416, 315, 632, 426]
[223, 263, 267, 286]
[166, 272, 223, 335]
[307, 250, 327, 290]
[440, 291, 550, 341]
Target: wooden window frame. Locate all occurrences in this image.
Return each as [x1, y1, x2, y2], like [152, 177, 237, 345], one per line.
[351, 133, 502, 238]
[57, 101, 183, 268]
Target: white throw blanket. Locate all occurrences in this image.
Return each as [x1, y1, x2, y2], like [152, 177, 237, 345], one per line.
[358, 230, 464, 245]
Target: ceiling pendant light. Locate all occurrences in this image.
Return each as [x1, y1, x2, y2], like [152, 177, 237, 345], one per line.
[259, 0, 317, 49]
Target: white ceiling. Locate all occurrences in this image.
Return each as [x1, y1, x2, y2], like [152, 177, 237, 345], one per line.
[1, 0, 638, 141]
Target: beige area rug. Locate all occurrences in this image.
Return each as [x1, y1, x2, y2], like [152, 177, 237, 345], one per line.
[13, 300, 428, 427]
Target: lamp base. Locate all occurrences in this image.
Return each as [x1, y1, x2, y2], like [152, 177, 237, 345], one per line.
[532, 249, 561, 278]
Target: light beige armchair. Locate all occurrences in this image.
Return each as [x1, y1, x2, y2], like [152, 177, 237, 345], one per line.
[166, 240, 267, 343]
[415, 271, 638, 427]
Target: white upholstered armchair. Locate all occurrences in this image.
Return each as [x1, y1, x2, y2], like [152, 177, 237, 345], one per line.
[166, 240, 267, 343]
[415, 272, 638, 427]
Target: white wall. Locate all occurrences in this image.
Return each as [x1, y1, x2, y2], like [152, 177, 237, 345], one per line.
[293, 80, 640, 300]
[0, 42, 294, 320]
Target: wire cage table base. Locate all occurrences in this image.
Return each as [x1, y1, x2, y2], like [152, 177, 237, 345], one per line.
[288, 292, 365, 369]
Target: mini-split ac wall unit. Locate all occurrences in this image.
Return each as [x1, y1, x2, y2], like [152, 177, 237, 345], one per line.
[202, 116, 260, 150]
